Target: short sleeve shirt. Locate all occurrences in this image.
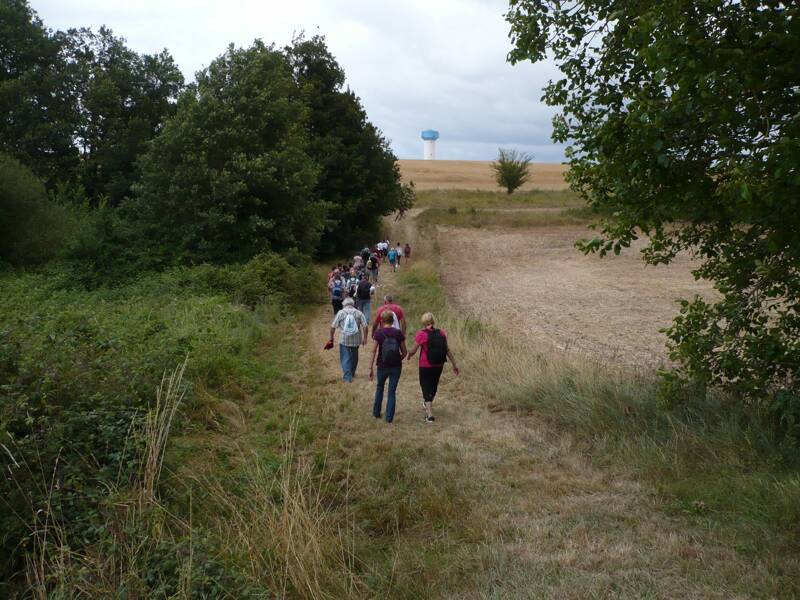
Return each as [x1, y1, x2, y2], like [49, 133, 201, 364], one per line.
[374, 304, 405, 330]
[415, 327, 447, 367]
[331, 308, 367, 347]
[373, 327, 405, 368]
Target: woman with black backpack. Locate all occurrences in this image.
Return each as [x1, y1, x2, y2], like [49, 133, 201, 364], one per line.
[369, 310, 407, 423]
[406, 313, 460, 423]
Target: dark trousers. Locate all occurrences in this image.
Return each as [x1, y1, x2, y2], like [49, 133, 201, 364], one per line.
[373, 366, 402, 422]
[332, 298, 343, 315]
[419, 366, 444, 402]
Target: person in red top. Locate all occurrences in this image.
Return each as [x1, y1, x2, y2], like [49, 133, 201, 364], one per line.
[406, 312, 460, 423]
[372, 294, 406, 335]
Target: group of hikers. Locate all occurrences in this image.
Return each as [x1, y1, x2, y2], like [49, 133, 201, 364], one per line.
[326, 240, 459, 424]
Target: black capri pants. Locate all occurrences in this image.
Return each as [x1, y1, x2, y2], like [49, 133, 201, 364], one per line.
[419, 366, 444, 402]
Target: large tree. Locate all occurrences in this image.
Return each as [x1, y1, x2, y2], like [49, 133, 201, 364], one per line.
[65, 26, 184, 204]
[0, 2, 183, 202]
[128, 41, 325, 264]
[506, 1, 800, 401]
[285, 35, 409, 254]
[0, 0, 77, 185]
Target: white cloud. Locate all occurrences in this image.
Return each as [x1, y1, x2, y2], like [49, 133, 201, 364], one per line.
[31, 0, 565, 161]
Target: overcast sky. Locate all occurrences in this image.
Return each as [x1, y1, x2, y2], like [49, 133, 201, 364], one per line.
[31, 0, 565, 162]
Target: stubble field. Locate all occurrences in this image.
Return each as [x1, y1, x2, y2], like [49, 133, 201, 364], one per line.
[398, 159, 569, 191]
[435, 223, 715, 366]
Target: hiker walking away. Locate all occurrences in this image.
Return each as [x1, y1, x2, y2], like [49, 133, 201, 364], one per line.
[361, 246, 371, 264]
[373, 294, 406, 336]
[367, 253, 380, 283]
[369, 310, 407, 423]
[329, 270, 345, 315]
[404, 243, 411, 263]
[355, 274, 375, 323]
[387, 245, 398, 272]
[330, 297, 368, 383]
[406, 312, 459, 423]
[395, 242, 404, 267]
[346, 272, 359, 299]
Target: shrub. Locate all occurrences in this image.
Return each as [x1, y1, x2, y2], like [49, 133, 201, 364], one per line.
[0, 153, 75, 265]
[0, 256, 316, 589]
[490, 148, 532, 194]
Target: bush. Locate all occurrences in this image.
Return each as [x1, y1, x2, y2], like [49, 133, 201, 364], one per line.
[0, 255, 317, 589]
[490, 148, 532, 194]
[0, 153, 75, 265]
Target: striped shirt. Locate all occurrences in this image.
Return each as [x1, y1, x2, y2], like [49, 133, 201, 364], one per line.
[331, 307, 367, 347]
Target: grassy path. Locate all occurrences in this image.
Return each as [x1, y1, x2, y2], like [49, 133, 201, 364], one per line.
[301, 246, 784, 598]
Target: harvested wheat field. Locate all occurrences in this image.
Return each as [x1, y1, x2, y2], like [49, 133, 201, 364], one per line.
[436, 223, 715, 367]
[399, 159, 569, 191]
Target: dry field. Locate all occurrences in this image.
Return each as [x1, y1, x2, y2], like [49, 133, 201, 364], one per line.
[399, 159, 569, 191]
[435, 223, 715, 367]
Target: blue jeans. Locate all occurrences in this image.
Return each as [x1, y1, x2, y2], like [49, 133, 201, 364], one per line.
[373, 366, 402, 422]
[356, 298, 371, 324]
[339, 344, 359, 382]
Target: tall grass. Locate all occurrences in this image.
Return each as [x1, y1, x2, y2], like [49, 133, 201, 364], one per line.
[23, 362, 192, 598]
[197, 427, 367, 599]
[142, 359, 187, 502]
[19, 361, 365, 599]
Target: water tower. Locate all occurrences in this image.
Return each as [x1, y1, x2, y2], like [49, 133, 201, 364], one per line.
[421, 129, 439, 160]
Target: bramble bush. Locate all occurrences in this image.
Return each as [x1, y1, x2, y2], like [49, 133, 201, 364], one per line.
[0, 255, 317, 592]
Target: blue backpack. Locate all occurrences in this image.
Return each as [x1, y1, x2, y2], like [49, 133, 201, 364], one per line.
[331, 279, 344, 300]
[388, 249, 397, 262]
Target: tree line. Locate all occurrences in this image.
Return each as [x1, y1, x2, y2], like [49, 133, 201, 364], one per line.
[1, 0, 412, 281]
[506, 0, 799, 435]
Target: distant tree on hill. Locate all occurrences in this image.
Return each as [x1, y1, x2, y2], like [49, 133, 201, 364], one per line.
[491, 148, 532, 194]
[506, 1, 800, 408]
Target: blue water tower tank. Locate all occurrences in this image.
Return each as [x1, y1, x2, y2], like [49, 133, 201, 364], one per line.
[421, 129, 440, 141]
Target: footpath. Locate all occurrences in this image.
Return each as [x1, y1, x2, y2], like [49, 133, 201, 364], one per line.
[301, 248, 771, 598]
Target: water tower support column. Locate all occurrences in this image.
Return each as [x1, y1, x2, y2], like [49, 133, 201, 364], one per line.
[421, 129, 439, 160]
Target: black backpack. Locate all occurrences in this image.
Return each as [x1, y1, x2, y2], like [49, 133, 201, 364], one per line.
[356, 279, 372, 300]
[381, 334, 402, 367]
[426, 329, 448, 364]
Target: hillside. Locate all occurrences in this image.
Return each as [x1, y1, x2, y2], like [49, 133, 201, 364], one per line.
[398, 159, 569, 191]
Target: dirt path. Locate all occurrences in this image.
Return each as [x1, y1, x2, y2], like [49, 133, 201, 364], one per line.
[307, 254, 769, 598]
